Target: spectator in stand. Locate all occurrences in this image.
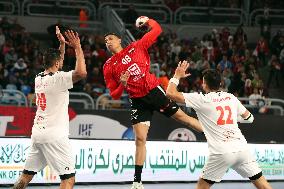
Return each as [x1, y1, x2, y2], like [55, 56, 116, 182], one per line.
[254, 36, 269, 66]
[259, 7, 271, 42]
[249, 88, 263, 113]
[13, 58, 27, 73]
[267, 54, 281, 88]
[79, 8, 88, 28]
[271, 31, 284, 57]
[218, 53, 233, 72]
[122, 4, 139, 26]
[0, 17, 11, 35]
[251, 73, 264, 90]
[4, 47, 18, 65]
[0, 63, 8, 88]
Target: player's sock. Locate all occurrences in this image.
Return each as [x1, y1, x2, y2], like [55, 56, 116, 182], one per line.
[134, 165, 143, 182]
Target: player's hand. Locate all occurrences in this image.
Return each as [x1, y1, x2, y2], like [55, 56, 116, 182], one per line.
[120, 71, 130, 87]
[56, 26, 69, 45]
[174, 60, 191, 79]
[64, 30, 81, 49]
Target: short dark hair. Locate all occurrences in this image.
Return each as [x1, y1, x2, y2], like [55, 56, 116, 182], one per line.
[202, 69, 221, 90]
[43, 48, 61, 69]
[104, 32, 121, 39]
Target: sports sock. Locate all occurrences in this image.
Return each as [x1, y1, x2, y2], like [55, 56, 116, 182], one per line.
[134, 165, 143, 182]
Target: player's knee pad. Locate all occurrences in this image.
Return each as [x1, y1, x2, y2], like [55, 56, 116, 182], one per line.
[59, 172, 75, 180]
[249, 171, 262, 180]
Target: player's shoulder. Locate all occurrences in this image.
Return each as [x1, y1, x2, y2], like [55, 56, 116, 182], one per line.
[103, 57, 113, 70]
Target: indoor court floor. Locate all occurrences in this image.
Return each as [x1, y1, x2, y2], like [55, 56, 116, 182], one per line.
[1, 182, 283, 189]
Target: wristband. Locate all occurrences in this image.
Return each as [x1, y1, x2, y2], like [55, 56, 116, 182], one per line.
[169, 77, 179, 86]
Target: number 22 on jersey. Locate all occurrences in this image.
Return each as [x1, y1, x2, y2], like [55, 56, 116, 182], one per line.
[36, 93, 46, 111]
[216, 106, 233, 125]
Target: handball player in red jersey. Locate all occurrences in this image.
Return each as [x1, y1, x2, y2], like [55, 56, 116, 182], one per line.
[103, 16, 203, 189]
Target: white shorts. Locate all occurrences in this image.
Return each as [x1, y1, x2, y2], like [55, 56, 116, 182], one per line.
[201, 150, 262, 182]
[24, 137, 75, 176]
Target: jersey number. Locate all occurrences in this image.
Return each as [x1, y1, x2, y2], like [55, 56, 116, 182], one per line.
[36, 93, 46, 111]
[216, 106, 233, 125]
[122, 55, 131, 65]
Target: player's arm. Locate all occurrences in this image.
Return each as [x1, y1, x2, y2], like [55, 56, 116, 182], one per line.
[236, 98, 254, 123]
[137, 17, 162, 49]
[166, 61, 191, 104]
[56, 26, 66, 62]
[172, 110, 203, 133]
[64, 30, 87, 83]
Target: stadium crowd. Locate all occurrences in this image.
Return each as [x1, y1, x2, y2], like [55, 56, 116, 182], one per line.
[0, 16, 283, 107]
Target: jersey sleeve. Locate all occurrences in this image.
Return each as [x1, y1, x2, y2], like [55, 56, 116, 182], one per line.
[136, 19, 162, 50]
[54, 71, 73, 91]
[182, 92, 202, 110]
[236, 97, 247, 116]
[103, 62, 124, 99]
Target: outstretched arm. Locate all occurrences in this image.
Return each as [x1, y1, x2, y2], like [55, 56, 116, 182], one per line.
[64, 30, 87, 83]
[137, 17, 162, 49]
[166, 61, 191, 104]
[56, 26, 66, 62]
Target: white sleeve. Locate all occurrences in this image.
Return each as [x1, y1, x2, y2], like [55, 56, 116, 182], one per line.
[54, 71, 73, 91]
[236, 97, 247, 116]
[182, 92, 202, 110]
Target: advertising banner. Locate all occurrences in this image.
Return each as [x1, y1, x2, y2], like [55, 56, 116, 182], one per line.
[0, 106, 284, 142]
[0, 138, 284, 184]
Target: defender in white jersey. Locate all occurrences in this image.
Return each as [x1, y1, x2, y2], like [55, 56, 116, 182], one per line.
[166, 61, 272, 189]
[13, 27, 87, 189]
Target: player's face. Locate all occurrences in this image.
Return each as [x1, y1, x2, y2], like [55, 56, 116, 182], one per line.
[105, 35, 121, 53]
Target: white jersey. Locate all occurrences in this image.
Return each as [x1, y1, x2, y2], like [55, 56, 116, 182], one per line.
[31, 71, 73, 143]
[183, 91, 248, 154]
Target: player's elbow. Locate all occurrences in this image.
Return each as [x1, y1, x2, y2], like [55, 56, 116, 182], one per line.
[247, 113, 254, 123]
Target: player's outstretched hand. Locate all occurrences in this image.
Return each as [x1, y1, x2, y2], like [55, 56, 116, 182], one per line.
[174, 60, 191, 79]
[64, 30, 81, 49]
[120, 71, 130, 87]
[56, 26, 69, 45]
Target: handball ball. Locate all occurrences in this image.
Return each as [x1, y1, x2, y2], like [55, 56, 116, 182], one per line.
[135, 16, 149, 28]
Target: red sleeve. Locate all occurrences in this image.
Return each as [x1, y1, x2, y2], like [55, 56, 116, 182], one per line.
[103, 64, 124, 100]
[138, 19, 162, 49]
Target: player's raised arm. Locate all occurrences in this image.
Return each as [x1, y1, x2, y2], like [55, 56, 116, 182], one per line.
[166, 60, 191, 104]
[56, 26, 66, 63]
[136, 16, 162, 49]
[64, 30, 87, 83]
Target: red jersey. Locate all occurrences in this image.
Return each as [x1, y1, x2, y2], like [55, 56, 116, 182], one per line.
[103, 19, 162, 99]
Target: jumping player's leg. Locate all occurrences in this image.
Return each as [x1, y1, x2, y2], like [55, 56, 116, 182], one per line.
[250, 174, 273, 189]
[133, 122, 149, 183]
[59, 173, 76, 189]
[196, 177, 214, 189]
[251, 175, 273, 189]
[13, 171, 35, 189]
